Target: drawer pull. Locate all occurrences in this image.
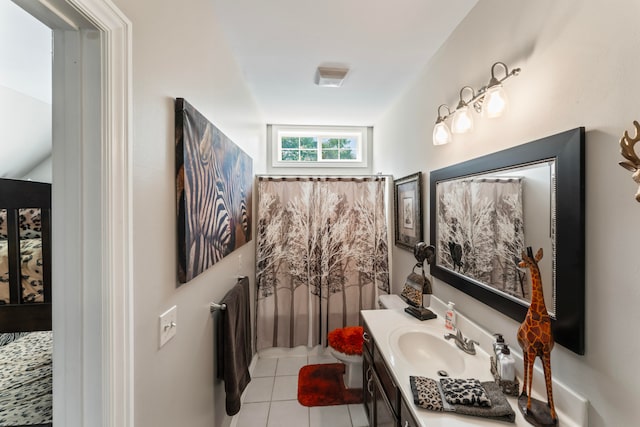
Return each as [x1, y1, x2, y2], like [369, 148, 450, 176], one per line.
[363, 331, 370, 342]
[367, 376, 374, 395]
[404, 421, 409, 427]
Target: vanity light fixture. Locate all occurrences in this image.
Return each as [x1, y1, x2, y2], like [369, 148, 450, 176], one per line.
[482, 62, 516, 118]
[451, 86, 475, 134]
[433, 104, 453, 146]
[432, 61, 521, 146]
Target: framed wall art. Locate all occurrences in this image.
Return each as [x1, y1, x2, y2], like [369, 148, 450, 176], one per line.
[394, 172, 423, 251]
[175, 98, 253, 284]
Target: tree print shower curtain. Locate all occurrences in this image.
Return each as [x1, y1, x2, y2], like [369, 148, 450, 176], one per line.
[256, 177, 390, 351]
[436, 177, 527, 300]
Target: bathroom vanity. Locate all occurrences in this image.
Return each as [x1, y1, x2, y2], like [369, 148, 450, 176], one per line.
[361, 303, 588, 427]
[362, 316, 420, 427]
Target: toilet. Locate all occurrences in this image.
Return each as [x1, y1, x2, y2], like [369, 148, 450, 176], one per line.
[327, 296, 408, 389]
[327, 326, 364, 389]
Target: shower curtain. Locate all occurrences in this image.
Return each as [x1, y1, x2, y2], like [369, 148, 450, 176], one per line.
[256, 176, 390, 351]
[436, 177, 527, 299]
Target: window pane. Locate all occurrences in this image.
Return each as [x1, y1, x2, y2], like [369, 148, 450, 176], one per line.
[338, 138, 357, 150]
[300, 150, 318, 161]
[281, 137, 299, 149]
[322, 149, 339, 160]
[300, 137, 317, 149]
[321, 138, 341, 149]
[338, 149, 355, 159]
[281, 150, 299, 161]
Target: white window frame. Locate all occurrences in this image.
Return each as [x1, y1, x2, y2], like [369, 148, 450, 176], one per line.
[270, 124, 369, 168]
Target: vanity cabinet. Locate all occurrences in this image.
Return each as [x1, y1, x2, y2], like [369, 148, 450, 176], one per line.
[363, 320, 413, 427]
[400, 398, 420, 427]
[363, 345, 374, 423]
[373, 370, 396, 427]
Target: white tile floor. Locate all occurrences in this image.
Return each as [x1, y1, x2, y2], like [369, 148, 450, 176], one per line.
[235, 348, 369, 427]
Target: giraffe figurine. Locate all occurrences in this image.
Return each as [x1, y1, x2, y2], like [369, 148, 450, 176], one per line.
[517, 247, 558, 424]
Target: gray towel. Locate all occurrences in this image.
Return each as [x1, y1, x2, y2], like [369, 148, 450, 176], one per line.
[452, 381, 516, 423]
[216, 277, 252, 416]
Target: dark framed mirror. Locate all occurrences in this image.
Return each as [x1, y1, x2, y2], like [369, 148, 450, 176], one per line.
[429, 127, 585, 354]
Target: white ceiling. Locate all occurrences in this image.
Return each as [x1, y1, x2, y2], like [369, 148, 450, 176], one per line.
[211, 0, 479, 126]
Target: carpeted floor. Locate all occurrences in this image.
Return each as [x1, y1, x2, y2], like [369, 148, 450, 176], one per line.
[297, 363, 364, 407]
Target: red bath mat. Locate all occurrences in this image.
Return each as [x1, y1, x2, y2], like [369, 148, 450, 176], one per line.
[297, 363, 363, 407]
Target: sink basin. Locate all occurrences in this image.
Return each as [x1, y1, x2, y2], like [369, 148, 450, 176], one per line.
[389, 327, 466, 377]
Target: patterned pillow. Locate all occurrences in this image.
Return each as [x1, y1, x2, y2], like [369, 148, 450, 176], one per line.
[19, 208, 42, 239]
[440, 378, 492, 407]
[0, 239, 44, 304]
[0, 208, 42, 240]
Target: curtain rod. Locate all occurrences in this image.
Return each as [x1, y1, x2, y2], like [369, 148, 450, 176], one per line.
[257, 174, 392, 180]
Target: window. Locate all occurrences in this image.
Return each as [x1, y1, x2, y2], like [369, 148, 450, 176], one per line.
[270, 125, 369, 168]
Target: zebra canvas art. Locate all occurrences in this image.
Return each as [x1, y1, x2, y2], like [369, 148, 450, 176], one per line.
[175, 98, 253, 283]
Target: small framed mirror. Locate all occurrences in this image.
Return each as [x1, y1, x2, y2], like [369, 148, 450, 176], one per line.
[429, 128, 585, 354]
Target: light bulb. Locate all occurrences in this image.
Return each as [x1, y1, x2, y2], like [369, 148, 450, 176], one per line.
[451, 105, 474, 134]
[482, 85, 509, 118]
[433, 121, 452, 146]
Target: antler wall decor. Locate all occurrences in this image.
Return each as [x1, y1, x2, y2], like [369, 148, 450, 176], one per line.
[619, 120, 640, 202]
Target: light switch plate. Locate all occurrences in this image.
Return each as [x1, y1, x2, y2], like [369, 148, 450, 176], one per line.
[159, 305, 177, 348]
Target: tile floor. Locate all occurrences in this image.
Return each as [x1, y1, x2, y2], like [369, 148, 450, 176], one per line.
[235, 348, 369, 427]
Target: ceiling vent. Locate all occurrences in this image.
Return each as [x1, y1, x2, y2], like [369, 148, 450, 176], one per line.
[315, 66, 349, 87]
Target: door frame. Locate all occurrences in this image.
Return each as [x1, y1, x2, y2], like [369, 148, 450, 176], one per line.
[13, 0, 134, 425]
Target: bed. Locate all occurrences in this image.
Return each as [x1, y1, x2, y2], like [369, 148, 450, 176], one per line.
[0, 178, 52, 427]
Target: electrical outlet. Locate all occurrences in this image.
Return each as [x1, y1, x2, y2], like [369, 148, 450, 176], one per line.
[159, 305, 177, 348]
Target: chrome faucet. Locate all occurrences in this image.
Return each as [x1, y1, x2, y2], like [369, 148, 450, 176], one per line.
[444, 329, 479, 355]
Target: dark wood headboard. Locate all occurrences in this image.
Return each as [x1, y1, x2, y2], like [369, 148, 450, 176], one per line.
[0, 178, 52, 332]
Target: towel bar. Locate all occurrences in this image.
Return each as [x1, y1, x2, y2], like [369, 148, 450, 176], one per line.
[210, 302, 227, 312]
[210, 276, 247, 313]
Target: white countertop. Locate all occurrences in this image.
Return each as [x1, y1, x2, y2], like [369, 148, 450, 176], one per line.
[361, 305, 586, 427]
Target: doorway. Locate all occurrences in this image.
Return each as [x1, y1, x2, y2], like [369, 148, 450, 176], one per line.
[8, 0, 133, 426]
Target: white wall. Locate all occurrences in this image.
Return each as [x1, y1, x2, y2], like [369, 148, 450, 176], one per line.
[374, 1, 640, 426]
[21, 155, 52, 183]
[111, 0, 265, 426]
[0, 85, 51, 180]
[0, 0, 52, 181]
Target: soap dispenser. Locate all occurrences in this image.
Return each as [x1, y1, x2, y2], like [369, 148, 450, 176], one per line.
[497, 345, 516, 382]
[493, 333, 505, 359]
[445, 302, 456, 330]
